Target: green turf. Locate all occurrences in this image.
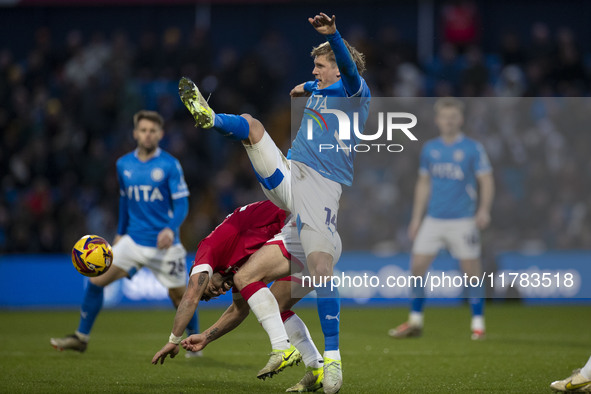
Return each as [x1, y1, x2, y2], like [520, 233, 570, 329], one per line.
[1, 303, 590, 393]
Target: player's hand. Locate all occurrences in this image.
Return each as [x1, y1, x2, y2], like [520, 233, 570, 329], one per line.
[308, 13, 336, 35]
[290, 83, 309, 97]
[151, 342, 179, 365]
[407, 219, 422, 241]
[181, 334, 208, 352]
[157, 228, 174, 249]
[475, 209, 491, 230]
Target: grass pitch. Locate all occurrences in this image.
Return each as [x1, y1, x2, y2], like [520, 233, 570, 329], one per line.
[1, 303, 590, 393]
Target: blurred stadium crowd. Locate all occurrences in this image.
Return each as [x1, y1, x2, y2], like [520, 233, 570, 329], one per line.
[1, 3, 590, 255]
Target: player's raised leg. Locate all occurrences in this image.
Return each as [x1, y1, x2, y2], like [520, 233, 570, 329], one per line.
[242, 123, 292, 211]
[179, 77, 292, 211]
[179, 77, 253, 142]
[50, 263, 128, 352]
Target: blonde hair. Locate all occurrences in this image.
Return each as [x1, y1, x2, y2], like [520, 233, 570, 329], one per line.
[434, 97, 465, 114]
[311, 40, 366, 75]
[133, 110, 164, 128]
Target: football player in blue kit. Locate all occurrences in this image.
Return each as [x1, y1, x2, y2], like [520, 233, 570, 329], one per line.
[50, 110, 199, 354]
[178, 13, 369, 393]
[389, 97, 494, 340]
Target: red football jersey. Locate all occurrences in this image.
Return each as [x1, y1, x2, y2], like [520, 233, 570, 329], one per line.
[191, 201, 287, 277]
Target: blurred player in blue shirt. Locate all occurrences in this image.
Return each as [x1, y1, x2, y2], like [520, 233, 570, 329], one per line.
[389, 97, 494, 340]
[178, 12, 368, 393]
[50, 110, 199, 354]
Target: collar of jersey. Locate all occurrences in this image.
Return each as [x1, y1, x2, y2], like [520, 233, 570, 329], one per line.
[134, 147, 162, 160]
[439, 133, 464, 146]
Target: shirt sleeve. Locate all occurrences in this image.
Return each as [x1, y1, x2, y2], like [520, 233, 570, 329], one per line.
[419, 144, 430, 175]
[168, 159, 190, 200]
[167, 196, 189, 231]
[116, 163, 129, 235]
[474, 142, 492, 175]
[190, 263, 213, 278]
[303, 81, 317, 93]
[190, 238, 217, 278]
[190, 243, 215, 277]
[326, 30, 362, 97]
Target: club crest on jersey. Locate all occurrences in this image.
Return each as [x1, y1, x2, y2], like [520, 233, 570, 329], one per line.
[430, 150, 441, 159]
[151, 168, 164, 182]
[453, 150, 465, 162]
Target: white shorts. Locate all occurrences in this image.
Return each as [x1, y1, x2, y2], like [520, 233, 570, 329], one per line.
[265, 218, 342, 275]
[412, 216, 481, 260]
[292, 161, 342, 259]
[244, 131, 293, 212]
[244, 131, 342, 260]
[266, 219, 306, 270]
[112, 235, 188, 288]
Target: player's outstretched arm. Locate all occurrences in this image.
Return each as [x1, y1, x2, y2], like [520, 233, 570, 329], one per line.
[151, 272, 209, 365]
[182, 296, 250, 352]
[309, 12, 362, 96]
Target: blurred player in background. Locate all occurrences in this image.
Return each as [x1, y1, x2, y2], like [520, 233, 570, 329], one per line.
[389, 97, 494, 340]
[178, 12, 369, 393]
[551, 355, 591, 392]
[152, 200, 325, 392]
[50, 110, 200, 354]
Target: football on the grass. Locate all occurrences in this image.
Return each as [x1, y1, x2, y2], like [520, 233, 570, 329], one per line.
[71, 235, 113, 277]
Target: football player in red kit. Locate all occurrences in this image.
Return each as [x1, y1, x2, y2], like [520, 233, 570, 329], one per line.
[151, 201, 324, 392]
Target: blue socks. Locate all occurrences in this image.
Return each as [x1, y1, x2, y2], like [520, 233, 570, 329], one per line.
[410, 280, 484, 316]
[316, 286, 341, 351]
[468, 283, 485, 316]
[470, 297, 484, 316]
[213, 114, 250, 140]
[411, 283, 426, 313]
[77, 281, 104, 335]
[186, 311, 199, 336]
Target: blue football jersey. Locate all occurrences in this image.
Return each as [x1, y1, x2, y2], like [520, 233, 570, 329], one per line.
[116, 148, 189, 247]
[290, 78, 371, 186]
[420, 135, 491, 219]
